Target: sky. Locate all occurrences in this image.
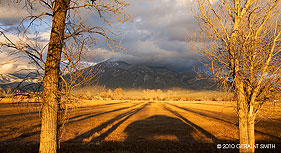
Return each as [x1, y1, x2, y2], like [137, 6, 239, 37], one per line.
[0, 0, 200, 73]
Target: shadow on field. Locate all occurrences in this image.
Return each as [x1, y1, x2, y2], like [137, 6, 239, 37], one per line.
[166, 102, 236, 126]
[166, 103, 281, 141]
[125, 115, 200, 142]
[2, 103, 142, 142]
[3, 124, 41, 142]
[74, 101, 128, 111]
[0, 102, 41, 108]
[162, 105, 219, 142]
[0, 102, 41, 123]
[68, 103, 142, 124]
[0, 111, 39, 119]
[67, 102, 150, 143]
[192, 102, 234, 108]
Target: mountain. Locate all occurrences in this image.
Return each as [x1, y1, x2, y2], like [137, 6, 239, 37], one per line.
[0, 73, 22, 84]
[0, 72, 41, 91]
[0, 60, 216, 91]
[81, 60, 216, 90]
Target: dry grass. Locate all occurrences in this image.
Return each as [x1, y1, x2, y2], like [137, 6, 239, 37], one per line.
[0, 90, 280, 153]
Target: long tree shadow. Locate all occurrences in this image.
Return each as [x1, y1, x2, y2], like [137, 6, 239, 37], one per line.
[68, 103, 142, 124]
[67, 102, 150, 143]
[166, 102, 236, 125]
[192, 102, 234, 108]
[162, 105, 219, 142]
[167, 102, 281, 141]
[73, 101, 129, 111]
[122, 114, 225, 153]
[0, 101, 126, 120]
[6, 131, 41, 142]
[91, 102, 150, 143]
[124, 115, 197, 142]
[0, 123, 41, 141]
[0, 102, 41, 121]
[0, 111, 39, 119]
[3, 103, 143, 142]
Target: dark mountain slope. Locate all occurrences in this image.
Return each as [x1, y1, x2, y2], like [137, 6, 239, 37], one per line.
[84, 60, 215, 90]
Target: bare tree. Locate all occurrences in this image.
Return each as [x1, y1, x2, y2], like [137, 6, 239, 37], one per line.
[189, 0, 281, 152]
[0, 0, 129, 153]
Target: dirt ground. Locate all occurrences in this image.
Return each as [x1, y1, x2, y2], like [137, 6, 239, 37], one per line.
[0, 100, 280, 153]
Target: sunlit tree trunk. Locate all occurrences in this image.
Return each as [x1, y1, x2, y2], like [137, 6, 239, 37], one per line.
[235, 70, 256, 153]
[236, 79, 250, 153]
[238, 102, 249, 152]
[238, 103, 256, 153]
[248, 116, 256, 153]
[39, 1, 70, 153]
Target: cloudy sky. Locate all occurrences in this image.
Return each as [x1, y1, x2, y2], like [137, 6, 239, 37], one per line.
[0, 0, 200, 73]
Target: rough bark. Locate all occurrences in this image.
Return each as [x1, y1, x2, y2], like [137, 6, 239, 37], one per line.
[248, 116, 256, 153]
[238, 107, 256, 153]
[39, 1, 70, 153]
[238, 108, 249, 152]
[236, 82, 250, 153]
[236, 81, 256, 153]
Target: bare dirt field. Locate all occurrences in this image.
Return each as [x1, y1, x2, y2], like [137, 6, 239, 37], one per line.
[0, 99, 280, 153]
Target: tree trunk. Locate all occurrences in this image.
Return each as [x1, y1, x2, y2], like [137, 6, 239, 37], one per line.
[238, 111, 256, 153]
[235, 79, 255, 153]
[248, 117, 256, 153]
[238, 97, 256, 153]
[238, 107, 249, 153]
[39, 1, 70, 153]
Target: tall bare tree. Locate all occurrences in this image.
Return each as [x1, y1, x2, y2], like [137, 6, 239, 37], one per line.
[189, 0, 281, 152]
[0, 0, 129, 153]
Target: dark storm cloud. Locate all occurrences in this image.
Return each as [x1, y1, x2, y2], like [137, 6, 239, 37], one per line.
[95, 0, 200, 72]
[0, 0, 200, 73]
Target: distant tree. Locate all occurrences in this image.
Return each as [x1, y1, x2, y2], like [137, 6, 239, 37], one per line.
[0, 1, 129, 153]
[99, 91, 108, 100]
[149, 89, 157, 101]
[190, 0, 281, 152]
[0, 87, 5, 97]
[167, 89, 173, 101]
[107, 89, 113, 98]
[156, 89, 163, 100]
[113, 88, 123, 100]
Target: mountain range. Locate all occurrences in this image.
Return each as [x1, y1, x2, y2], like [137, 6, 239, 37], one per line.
[0, 60, 216, 91]
[81, 60, 216, 90]
[0, 72, 41, 90]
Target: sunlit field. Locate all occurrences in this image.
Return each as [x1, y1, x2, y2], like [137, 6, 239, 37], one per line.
[0, 89, 281, 153]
